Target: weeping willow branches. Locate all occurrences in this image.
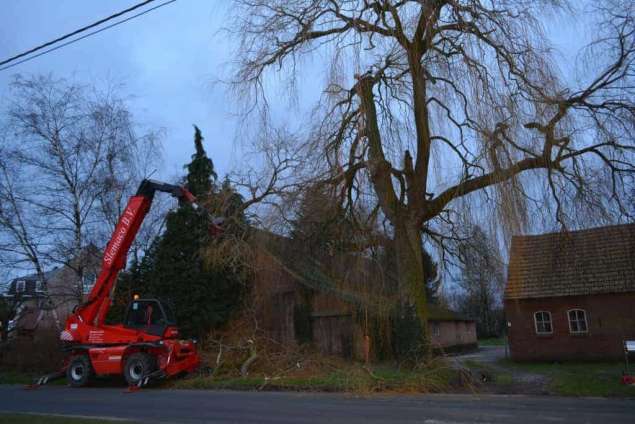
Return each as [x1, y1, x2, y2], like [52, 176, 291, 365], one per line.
[229, 0, 635, 320]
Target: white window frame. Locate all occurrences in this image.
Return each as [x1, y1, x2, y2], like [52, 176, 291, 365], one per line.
[82, 273, 97, 295]
[432, 322, 440, 337]
[15, 280, 26, 293]
[567, 309, 588, 334]
[35, 280, 44, 292]
[534, 311, 553, 335]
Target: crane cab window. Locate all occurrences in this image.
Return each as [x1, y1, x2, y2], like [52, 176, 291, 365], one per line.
[124, 299, 174, 330]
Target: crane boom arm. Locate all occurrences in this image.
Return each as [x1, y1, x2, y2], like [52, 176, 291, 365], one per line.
[77, 179, 198, 327]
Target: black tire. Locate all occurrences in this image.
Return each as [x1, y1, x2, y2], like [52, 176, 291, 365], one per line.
[66, 354, 93, 388]
[123, 352, 156, 386]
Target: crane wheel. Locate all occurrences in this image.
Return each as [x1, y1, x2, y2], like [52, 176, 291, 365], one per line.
[66, 354, 93, 388]
[124, 352, 156, 386]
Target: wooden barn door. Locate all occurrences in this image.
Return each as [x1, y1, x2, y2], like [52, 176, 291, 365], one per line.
[312, 314, 353, 358]
[270, 291, 296, 345]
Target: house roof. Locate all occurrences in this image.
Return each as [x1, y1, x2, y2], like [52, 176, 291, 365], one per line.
[428, 304, 474, 322]
[2, 268, 61, 298]
[11, 268, 61, 284]
[505, 223, 635, 300]
[3, 244, 102, 295]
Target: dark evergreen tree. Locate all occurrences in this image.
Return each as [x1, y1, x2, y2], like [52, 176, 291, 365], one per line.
[186, 125, 217, 198]
[133, 126, 245, 339]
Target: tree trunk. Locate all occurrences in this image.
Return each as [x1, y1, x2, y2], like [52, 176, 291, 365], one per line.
[393, 217, 428, 339]
[355, 75, 430, 345]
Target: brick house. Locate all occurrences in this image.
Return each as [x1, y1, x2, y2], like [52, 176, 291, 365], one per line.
[251, 230, 476, 360]
[504, 223, 635, 361]
[2, 246, 101, 337]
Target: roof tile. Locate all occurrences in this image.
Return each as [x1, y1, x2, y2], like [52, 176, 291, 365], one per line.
[505, 223, 635, 299]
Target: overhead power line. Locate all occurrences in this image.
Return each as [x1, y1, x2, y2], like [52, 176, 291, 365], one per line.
[0, 0, 157, 67]
[0, 0, 176, 72]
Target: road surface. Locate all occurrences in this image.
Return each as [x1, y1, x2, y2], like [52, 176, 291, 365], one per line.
[0, 385, 634, 423]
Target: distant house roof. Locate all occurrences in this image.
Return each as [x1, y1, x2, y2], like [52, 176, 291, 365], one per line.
[428, 304, 474, 322]
[505, 223, 635, 300]
[3, 244, 102, 294]
[11, 268, 61, 284]
[2, 268, 61, 297]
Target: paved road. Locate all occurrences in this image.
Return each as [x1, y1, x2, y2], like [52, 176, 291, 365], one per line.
[1, 385, 634, 423]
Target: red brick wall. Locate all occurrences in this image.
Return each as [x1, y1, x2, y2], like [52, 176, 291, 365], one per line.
[429, 320, 477, 350]
[505, 293, 635, 361]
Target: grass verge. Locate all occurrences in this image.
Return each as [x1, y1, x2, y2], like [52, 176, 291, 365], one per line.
[174, 362, 460, 393]
[0, 370, 35, 385]
[2, 359, 461, 394]
[0, 413, 137, 423]
[496, 359, 635, 397]
[0, 369, 69, 386]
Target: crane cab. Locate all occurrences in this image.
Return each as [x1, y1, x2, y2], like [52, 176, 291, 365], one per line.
[124, 299, 179, 338]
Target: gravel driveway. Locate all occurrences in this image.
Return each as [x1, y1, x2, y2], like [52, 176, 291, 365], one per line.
[451, 345, 550, 394]
[453, 345, 507, 363]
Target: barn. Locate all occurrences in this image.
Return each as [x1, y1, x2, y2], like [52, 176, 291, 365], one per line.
[250, 230, 476, 360]
[504, 223, 635, 361]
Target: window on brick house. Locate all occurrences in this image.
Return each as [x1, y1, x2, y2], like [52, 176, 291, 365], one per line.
[15, 280, 26, 293]
[568, 309, 588, 334]
[432, 322, 440, 337]
[534, 311, 552, 334]
[82, 273, 97, 295]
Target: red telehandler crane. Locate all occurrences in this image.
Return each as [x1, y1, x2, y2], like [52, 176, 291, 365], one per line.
[37, 179, 221, 388]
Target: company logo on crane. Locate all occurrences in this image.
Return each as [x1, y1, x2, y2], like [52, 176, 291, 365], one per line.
[103, 204, 138, 265]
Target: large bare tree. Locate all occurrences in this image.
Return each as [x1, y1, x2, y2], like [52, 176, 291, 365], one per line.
[229, 0, 634, 331]
[0, 74, 162, 304]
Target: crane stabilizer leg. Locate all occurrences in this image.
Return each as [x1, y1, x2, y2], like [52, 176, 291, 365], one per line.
[136, 369, 165, 389]
[125, 370, 163, 393]
[25, 369, 66, 390]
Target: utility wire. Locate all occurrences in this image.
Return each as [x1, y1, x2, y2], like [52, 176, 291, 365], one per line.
[0, 0, 176, 72]
[0, 0, 157, 67]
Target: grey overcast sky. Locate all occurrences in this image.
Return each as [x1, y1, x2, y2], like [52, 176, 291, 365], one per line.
[0, 1, 589, 181]
[0, 0, 240, 180]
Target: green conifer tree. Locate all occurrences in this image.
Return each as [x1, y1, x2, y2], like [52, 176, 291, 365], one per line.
[136, 126, 244, 339]
[186, 125, 217, 198]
